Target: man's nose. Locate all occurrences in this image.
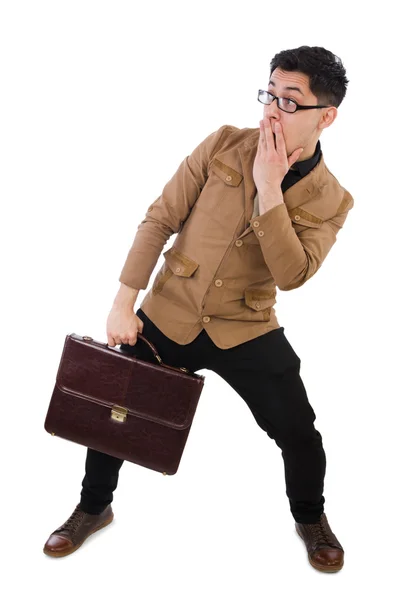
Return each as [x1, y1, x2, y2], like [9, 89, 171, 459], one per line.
[265, 96, 281, 118]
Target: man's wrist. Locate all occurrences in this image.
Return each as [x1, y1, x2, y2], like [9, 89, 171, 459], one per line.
[113, 283, 139, 308]
[258, 184, 284, 214]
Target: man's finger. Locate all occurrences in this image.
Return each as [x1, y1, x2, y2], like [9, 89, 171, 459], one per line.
[263, 117, 274, 151]
[274, 122, 285, 154]
[288, 147, 304, 169]
[259, 119, 267, 151]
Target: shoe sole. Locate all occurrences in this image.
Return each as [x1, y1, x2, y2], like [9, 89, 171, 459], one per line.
[295, 524, 344, 573]
[43, 513, 114, 558]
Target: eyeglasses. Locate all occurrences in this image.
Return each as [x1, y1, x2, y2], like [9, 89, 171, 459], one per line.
[257, 89, 332, 114]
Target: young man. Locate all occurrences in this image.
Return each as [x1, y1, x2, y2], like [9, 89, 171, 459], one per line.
[44, 45, 353, 572]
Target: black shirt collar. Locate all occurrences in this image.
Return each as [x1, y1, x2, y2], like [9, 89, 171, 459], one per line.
[290, 139, 322, 177]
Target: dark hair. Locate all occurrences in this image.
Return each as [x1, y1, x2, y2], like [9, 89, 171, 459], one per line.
[269, 46, 349, 108]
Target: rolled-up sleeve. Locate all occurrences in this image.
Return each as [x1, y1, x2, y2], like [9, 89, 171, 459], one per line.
[118, 124, 235, 290]
[250, 190, 354, 291]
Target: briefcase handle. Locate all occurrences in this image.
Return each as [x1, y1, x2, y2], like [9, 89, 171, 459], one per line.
[81, 334, 191, 375]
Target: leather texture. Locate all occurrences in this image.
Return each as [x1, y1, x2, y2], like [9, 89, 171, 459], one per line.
[43, 503, 114, 557]
[44, 333, 205, 475]
[295, 513, 344, 572]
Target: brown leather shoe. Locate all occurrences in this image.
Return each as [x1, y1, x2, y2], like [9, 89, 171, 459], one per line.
[295, 513, 344, 572]
[43, 503, 114, 558]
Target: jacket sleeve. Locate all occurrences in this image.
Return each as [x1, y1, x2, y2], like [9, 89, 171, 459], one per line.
[118, 124, 236, 290]
[250, 190, 354, 291]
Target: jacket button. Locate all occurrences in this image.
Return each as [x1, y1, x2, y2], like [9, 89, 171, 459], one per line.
[258, 230, 264, 237]
[225, 175, 232, 181]
[235, 240, 243, 247]
[215, 279, 223, 287]
[203, 316, 211, 323]
[255, 302, 261, 309]
[175, 267, 182, 273]
[294, 215, 301, 221]
[253, 221, 260, 227]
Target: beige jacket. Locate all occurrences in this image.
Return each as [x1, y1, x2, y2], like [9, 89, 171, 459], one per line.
[118, 124, 354, 349]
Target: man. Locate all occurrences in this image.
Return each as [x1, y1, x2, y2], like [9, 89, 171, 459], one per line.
[44, 45, 353, 572]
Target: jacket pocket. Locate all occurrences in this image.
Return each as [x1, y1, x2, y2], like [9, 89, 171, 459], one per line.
[288, 206, 323, 228]
[152, 267, 173, 295]
[152, 247, 199, 295]
[209, 158, 243, 187]
[244, 287, 276, 321]
[163, 247, 199, 276]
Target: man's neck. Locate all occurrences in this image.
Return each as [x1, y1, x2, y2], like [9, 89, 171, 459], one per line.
[297, 140, 319, 163]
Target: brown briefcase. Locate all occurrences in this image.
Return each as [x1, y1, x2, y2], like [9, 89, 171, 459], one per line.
[44, 332, 205, 475]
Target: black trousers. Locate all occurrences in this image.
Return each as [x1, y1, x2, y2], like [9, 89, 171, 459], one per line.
[80, 308, 326, 524]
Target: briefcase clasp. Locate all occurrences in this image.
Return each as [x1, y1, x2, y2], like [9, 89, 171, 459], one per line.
[111, 405, 128, 422]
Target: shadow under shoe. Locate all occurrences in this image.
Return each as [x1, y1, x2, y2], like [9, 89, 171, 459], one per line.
[43, 503, 114, 558]
[295, 513, 344, 573]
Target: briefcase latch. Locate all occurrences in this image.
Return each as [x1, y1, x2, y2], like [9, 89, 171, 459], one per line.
[111, 405, 128, 422]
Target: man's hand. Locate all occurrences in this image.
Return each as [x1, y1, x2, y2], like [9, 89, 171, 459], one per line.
[253, 116, 304, 193]
[106, 305, 144, 347]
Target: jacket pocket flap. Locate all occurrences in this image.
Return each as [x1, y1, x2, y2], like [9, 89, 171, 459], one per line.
[288, 206, 323, 228]
[163, 248, 199, 277]
[210, 158, 243, 186]
[244, 288, 276, 310]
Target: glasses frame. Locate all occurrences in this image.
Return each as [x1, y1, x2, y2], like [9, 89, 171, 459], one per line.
[258, 89, 332, 113]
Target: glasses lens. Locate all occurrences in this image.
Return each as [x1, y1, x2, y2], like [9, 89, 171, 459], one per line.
[258, 90, 272, 105]
[279, 98, 297, 113]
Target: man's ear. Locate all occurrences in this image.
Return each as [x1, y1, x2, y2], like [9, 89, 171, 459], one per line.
[320, 107, 338, 131]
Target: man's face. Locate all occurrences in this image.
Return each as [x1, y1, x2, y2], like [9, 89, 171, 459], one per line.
[263, 67, 332, 161]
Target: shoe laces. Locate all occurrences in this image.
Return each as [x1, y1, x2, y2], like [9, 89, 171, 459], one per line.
[307, 514, 339, 548]
[56, 505, 85, 536]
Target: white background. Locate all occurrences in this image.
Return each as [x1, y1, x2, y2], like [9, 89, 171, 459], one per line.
[1, 0, 396, 597]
